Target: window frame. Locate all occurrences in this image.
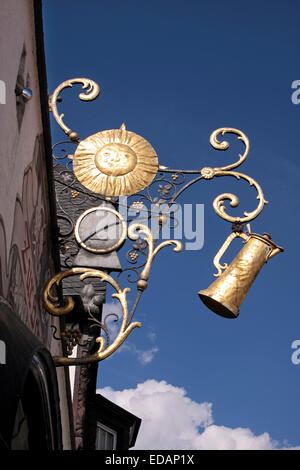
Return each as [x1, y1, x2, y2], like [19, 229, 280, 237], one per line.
[95, 421, 117, 450]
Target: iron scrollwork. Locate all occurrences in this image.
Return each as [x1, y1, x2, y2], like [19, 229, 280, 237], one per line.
[45, 77, 271, 366]
[49, 78, 100, 141]
[44, 225, 182, 366]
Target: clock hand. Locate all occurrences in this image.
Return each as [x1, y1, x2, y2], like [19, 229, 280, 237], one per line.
[82, 220, 121, 243]
[82, 226, 108, 242]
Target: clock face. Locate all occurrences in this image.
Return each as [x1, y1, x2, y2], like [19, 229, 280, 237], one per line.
[74, 206, 127, 253]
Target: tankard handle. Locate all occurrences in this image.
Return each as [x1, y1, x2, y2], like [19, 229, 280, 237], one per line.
[213, 232, 249, 277]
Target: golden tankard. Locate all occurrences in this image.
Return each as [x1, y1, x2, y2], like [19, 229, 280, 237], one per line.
[199, 231, 283, 318]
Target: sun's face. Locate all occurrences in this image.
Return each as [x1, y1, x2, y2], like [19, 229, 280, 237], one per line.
[73, 126, 158, 196]
[95, 143, 137, 176]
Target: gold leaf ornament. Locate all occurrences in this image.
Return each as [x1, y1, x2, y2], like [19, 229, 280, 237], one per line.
[73, 125, 159, 196]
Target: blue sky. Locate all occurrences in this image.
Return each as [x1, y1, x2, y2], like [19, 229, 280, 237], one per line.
[43, 0, 300, 449]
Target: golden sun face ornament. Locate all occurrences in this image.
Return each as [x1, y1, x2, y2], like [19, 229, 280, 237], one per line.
[73, 124, 159, 196]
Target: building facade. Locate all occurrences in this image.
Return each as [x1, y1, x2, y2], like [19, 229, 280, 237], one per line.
[0, 0, 140, 450]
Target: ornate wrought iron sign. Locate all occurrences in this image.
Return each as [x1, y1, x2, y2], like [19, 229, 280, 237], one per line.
[45, 78, 283, 366]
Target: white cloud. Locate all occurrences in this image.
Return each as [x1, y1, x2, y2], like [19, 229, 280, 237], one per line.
[195, 425, 276, 450]
[139, 346, 159, 364]
[101, 303, 159, 365]
[119, 342, 159, 365]
[98, 379, 300, 450]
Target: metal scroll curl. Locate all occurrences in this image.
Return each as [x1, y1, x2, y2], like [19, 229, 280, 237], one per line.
[43, 224, 182, 366]
[128, 222, 183, 291]
[200, 127, 268, 223]
[49, 78, 100, 141]
[44, 267, 141, 366]
[145, 127, 267, 225]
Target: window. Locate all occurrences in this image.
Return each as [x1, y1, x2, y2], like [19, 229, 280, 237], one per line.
[95, 422, 117, 450]
[84, 394, 141, 450]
